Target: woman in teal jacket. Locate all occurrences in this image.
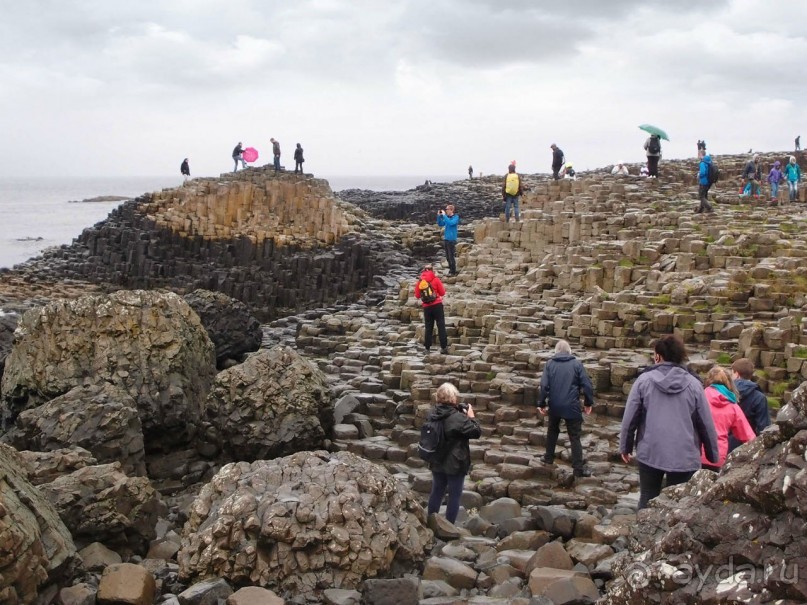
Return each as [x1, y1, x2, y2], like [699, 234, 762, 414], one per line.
[785, 156, 801, 203]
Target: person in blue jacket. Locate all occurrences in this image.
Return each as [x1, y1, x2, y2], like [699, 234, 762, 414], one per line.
[728, 358, 771, 451]
[437, 204, 460, 276]
[537, 340, 595, 477]
[696, 154, 715, 214]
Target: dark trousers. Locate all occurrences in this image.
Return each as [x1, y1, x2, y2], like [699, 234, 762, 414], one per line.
[428, 471, 466, 524]
[552, 165, 562, 180]
[698, 184, 713, 212]
[443, 240, 457, 274]
[647, 156, 660, 177]
[423, 303, 448, 350]
[544, 415, 585, 472]
[295, 161, 303, 173]
[638, 462, 694, 509]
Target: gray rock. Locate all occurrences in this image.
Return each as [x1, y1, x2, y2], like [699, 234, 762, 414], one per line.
[178, 578, 233, 605]
[361, 577, 420, 605]
[0, 443, 77, 605]
[0, 290, 216, 450]
[422, 556, 478, 589]
[322, 588, 361, 605]
[202, 346, 333, 461]
[38, 461, 165, 553]
[16, 446, 96, 485]
[177, 451, 432, 599]
[4, 382, 146, 476]
[183, 289, 262, 367]
[78, 542, 122, 571]
[479, 497, 522, 524]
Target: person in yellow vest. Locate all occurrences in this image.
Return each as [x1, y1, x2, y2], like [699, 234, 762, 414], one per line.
[501, 162, 523, 223]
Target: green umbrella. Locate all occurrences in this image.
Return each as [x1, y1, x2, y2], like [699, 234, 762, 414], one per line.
[639, 124, 670, 141]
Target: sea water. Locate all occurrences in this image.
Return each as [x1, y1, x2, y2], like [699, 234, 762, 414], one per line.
[0, 174, 459, 269]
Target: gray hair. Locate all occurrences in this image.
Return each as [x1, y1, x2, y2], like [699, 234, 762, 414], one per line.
[435, 382, 459, 405]
[554, 340, 572, 355]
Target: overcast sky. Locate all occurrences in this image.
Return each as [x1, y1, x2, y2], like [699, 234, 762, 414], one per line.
[1, 0, 805, 179]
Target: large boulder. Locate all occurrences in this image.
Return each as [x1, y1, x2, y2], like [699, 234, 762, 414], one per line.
[183, 289, 262, 368]
[202, 347, 333, 461]
[2, 383, 146, 476]
[38, 462, 165, 554]
[17, 447, 97, 485]
[0, 443, 78, 604]
[0, 290, 216, 449]
[601, 381, 807, 603]
[177, 451, 433, 598]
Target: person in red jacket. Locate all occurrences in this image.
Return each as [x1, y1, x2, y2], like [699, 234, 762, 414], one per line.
[700, 366, 756, 471]
[414, 264, 448, 354]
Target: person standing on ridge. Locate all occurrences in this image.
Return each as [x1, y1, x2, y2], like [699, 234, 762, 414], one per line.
[468, 165, 473, 179]
[425, 382, 481, 525]
[728, 358, 771, 452]
[796, 135, 801, 151]
[232, 142, 246, 172]
[502, 162, 523, 223]
[644, 134, 662, 178]
[414, 264, 449, 355]
[768, 160, 784, 203]
[550, 144, 565, 180]
[785, 155, 801, 203]
[437, 204, 460, 276]
[271, 138, 281, 172]
[294, 143, 304, 173]
[742, 154, 761, 198]
[180, 158, 190, 180]
[697, 140, 706, 159]
[695, 154, 715, 214]
[537, 340, 595, 478]
[620, 335, 718, 509]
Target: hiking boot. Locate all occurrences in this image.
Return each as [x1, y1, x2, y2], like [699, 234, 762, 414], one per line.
[440, 348, 449, 355]
[573, 468, 592, 478]
[540, 457, 555, 466]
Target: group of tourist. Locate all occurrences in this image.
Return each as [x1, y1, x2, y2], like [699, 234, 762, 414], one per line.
[422, 326, 772, 522]
[230, 140, 305, 174]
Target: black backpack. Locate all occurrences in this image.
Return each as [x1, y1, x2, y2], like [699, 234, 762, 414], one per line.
[708, 162, 720, 185]
[648, 138, 661, 154]
[418, 279, 437, 304]
[417, 418, 445, 462]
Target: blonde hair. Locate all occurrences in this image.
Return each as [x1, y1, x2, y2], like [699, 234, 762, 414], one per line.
[435, 382, 459, 405]
[705, 366, 739, 399]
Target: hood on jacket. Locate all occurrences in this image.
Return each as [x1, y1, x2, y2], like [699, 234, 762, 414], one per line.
[552, 354, 576, 363]
[644, 363, 697, 395]
[736, 377, 764, 399]
[428, 403, 457, 421]
[420, 269, 437, 281]
[702, 155, 712, 164]
[774, 160, 781, 168]
[706, 384, 737, 407]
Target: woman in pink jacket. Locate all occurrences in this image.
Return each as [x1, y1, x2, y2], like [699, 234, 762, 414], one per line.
[701, 366, 756, 471]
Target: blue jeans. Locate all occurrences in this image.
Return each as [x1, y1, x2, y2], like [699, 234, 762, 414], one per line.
[428, 471, 466, 524]
[504, 194, 520, 222]
[274, 156, 281, 171]
[771, 181, 779, 200]
[789, 180, 799, 202]
[233, 155, 246, 171]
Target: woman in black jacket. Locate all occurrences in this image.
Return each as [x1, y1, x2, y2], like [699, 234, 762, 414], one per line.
[426, 382, 481, 524]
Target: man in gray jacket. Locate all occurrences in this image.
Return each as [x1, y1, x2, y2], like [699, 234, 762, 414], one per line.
[537, 340, 595, 477]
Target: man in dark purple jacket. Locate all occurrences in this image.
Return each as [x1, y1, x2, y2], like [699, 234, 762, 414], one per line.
[537, 340, 595, 477]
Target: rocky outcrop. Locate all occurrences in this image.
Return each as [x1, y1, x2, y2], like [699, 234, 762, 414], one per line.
[3, 383, 146, 476]
[201, 347, 333, 461]
[0, 290, 216, 450]
[38, 461, 165, 554]
[601, 380, 807, 604]
[0, 443, 78, 604]
[183, 289, 262, 367]
[177, 450, 433, 598]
